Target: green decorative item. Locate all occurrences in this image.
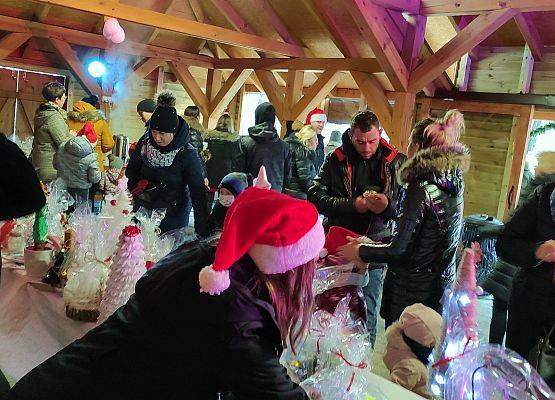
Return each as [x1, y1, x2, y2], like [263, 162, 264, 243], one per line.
[530, 121, 555, 138]
[33, 205, 48, 249]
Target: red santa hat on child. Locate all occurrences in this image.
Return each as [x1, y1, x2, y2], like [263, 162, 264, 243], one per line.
[77, 121, 98, 144]
[305, 108, 327, 125]
[199, 187, 325, 295]
[319, 225, 360, 258]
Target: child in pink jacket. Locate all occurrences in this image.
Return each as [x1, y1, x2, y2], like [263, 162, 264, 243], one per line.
[383, 303, 444, 399]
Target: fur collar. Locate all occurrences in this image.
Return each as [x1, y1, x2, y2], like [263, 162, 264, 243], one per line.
[398, 143, 470, 185]
[204, 129, 239, 142]
[67, 109, 105, 123]
[184, 116, 205, 133]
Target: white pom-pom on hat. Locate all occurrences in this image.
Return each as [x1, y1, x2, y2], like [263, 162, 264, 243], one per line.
[199, 265, 230, 295]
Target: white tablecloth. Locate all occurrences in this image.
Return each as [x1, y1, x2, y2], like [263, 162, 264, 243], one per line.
[0, 263, 96, 382]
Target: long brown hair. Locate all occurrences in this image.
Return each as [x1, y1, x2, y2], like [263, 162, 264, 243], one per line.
[255, 259, 316, 353]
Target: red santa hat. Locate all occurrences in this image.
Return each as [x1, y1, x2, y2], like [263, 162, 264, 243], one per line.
[305, 108, 327, 125]
[199, 187, 325, 295]
[77, 121, 98, 144]
[319, 225, 360, 258]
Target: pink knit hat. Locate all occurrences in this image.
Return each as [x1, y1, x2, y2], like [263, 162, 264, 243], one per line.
[199, 187, 325, 295]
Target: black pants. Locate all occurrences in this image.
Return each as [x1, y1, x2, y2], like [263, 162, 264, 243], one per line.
[488, 297, 508, 345]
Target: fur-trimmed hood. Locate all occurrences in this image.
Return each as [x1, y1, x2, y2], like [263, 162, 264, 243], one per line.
[204, 129, 239, 142]
[67, 109, 106, 123]
[183, 116, 205, 134]
[398, 143, 470, 194]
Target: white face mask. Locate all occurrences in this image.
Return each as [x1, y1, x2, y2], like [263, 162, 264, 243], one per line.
[219, 194, 235, 207]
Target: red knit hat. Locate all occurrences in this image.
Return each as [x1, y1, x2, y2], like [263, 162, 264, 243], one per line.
[305, 108, 327, 125]
[77, 121, 98, 144]
[199, 187, 325, 295]
[319, 226, 360, 258]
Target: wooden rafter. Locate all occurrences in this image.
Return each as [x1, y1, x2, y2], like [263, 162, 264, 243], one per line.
[156, 66, 165, 94]
[285, 70, 304, 120]
[343, 0, 409, 91]
[448, 16, 479, 59]
[206, 69, 223, 102]
[514, 13, 544, 61]
[518, 45, 534, 94]
[290, 70, 343, 121]
[35, 4, 52, 22]
[371, 0, 420, 14]
[402, 14, 427, 71]
[214, 58, 382, 73]
[254, 69, 285, 120]
[131, 58, 165, 80]
[146, 0, 179, 44]
[255, 0, 304, 46]
[36, 0, 306, 57]
[350, 71, 393, 133]
[0, 33, 32, 60]
[408, 9, 518, 92]
[49, 38, 102, 96]
[209, 69, 253, 118]
[0, 15, 214, 68]
[168, 61, 209, 117]
[420, 0, 555, 15]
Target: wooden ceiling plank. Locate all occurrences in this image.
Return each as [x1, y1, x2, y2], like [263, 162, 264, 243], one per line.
[168, 61, 210, 117]
[290, 70, 343, 121]
[342, 0, 409, 91]
[448, 16, 479, 59]
[518, 44, 534, 94]
[514, 13, 544, 61]
[350, 71, 393, 132]
[254, 69, 285, 120]
[214, 57, 382, 73]
[421, 0, 555, 15]
[0, 33, 32, 60]
[146, 0, 179, 44]
[402, 14, 427, 71]
[408, 9, 518, 92]
[35, 0, 306, 57]
[36, 4, 52, 22]
[371, 0, 420, 14]
[209, 69, 253, 118]
[255, 0, 303, 46]
[49, 38, 102, 96]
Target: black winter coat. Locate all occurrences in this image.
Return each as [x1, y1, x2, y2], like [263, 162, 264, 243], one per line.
[234, 126, 291, 193]
[496, 182, 555, 297]
[204, 129, 240, 189]
[126, 116, 208, 236]
[284, 135, 317, 200]
[308, 130, 406, 238]
[183, 116, 205, 157]
[9, 238, 307, 400]
[358, 144, 469, 325]
[314, 134, 325, 173]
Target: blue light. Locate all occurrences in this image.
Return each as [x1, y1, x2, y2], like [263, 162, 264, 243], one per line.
[87, 60, 106, 78]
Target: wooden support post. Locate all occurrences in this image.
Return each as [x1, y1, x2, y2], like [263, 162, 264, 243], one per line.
[390, 92, 416, 153]
[498, 105, 534, 220]
[518, 44, 534, 94]
[350, 71, 393, 133]
[168, 61, 209, 119]
[456, 54, 472, 92]
[155, 66, 165, 94]
[289, 70, 342, 122]
[0, 33, 32, 60]
[417, 97, 432, 120]
[206, 69, 223, 102]
[284, 70, 304, 121]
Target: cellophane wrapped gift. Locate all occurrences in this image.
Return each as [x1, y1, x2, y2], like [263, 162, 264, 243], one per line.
[45, 179, 74, 240]
[444, 344, 553, 400]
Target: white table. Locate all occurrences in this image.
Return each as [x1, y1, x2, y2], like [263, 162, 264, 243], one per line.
[0, 262, 96, 382]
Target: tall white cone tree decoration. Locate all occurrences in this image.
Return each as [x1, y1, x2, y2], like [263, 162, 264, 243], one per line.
[429, 243, 482, 399]
[98, 225, 146, 322]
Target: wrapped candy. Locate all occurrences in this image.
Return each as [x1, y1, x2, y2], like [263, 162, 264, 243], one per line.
[444, 344, 553, 400]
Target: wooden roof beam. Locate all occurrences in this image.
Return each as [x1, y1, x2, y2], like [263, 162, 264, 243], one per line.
[131, 58, 165, 80]
[402, 14, 427, 72]
[146, 0, 179, 44]
[420, 0, 555, 15]
[35, 4, 52, 22]
[214, 58, 382, 73]
[0, 33, 32, 61]
[49, 38, 102, 96]
[168, 61, 210, 118]
[209, 69, 253, 118]
[36, 0, 306, 57]
[342, 0, 409, 91]
[285, 70, 304, 120]
[351, 71, 393, 133]
[371, 0, 421, 14]
[290, 70, 343, 122]
[408, 9, 518, 92]
[514, 13, 544, 61]
[255, 0, 304, 47]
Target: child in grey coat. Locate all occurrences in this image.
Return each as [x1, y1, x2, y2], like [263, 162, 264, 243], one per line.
[54, 122, 101, 205]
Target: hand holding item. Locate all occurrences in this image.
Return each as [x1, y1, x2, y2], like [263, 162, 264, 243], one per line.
[354, 196, 369, 213]
[337, 237, 366, 268]
[364, 192, 389, 214]
[535, 239, 555, 263]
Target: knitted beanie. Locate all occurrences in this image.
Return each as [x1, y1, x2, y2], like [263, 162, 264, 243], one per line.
[149, 92, 179, 134]
[199, 187, 325, 295]
[219, 172, 249, 197]
[136, 98, 156, 113]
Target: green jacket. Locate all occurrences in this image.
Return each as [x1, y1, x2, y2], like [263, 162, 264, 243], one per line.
[31, 103, 72, 182]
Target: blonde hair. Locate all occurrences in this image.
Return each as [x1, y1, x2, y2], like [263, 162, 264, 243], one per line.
[215, 113, 234, 133]
[535, 151, 555, 175]
[295, 125, 317, 146]
[417, 109, 465, 149]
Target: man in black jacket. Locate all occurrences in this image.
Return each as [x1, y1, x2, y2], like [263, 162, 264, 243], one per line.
[308, 111, 406, 346]
[233, 102, 291, 192]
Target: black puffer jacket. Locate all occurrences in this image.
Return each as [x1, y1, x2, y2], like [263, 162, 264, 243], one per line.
[358, 144, 470, 325]
[233, 103, 291, 192]
[284, 135, 317, 199]
[9, 238, 307, 400]
[204, 128, 240, 189]
[183, 115, 205, 157]
[126, 116, 208, 236]
[308, 130, 406, 237]
[315, 134, 325, 172]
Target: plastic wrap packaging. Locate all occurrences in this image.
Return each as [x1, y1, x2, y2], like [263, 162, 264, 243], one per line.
[442, 344, 553, 400]
[45, 179, 74, 240]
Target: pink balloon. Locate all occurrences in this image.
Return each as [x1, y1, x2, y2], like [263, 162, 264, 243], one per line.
[102, 18, 121, 39]
[111, 27, 125, 44]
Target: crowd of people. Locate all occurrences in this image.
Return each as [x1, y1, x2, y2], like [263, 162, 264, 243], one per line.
[1, 81, 554, 398]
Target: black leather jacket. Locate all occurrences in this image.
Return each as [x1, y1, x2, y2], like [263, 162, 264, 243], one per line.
[308, 130, 406, 238]
[284, 135, 317, 200]
[358, 144, 470, 324]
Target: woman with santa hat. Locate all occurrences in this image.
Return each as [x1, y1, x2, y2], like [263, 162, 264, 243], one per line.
[10, 170, 324, 400]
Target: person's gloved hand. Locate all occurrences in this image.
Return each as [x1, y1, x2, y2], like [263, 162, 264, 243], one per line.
[130, 179, 149, 198]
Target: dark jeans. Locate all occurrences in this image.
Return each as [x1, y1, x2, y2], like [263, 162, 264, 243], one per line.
[362, 267, 385, 347]
[488, 297, 508, 345]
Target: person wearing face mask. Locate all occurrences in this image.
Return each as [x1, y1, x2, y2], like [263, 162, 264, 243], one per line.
[284, 125, 319, 199]
[208, 171, 251, 233]
[126, 91, 208, 236]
